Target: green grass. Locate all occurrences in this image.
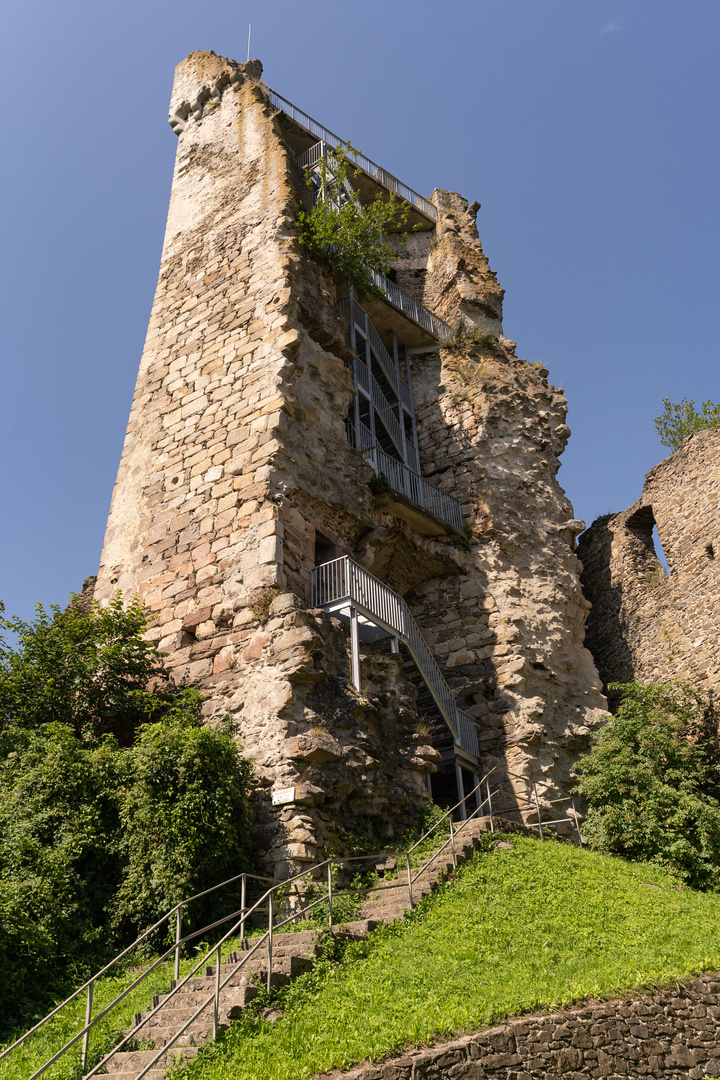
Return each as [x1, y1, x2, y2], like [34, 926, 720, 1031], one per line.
[179, 835, 720, 1080]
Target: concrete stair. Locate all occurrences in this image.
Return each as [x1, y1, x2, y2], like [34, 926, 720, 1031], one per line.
[86, 819, 489, 1078]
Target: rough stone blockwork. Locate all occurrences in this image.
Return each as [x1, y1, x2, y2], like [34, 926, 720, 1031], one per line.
[388, 195, 606, 802]
[322, 974, 720, 1079]
[94, 49, 606, 874]
[578, 427, 720, 693]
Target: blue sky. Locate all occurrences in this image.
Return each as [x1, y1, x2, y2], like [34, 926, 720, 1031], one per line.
[1, 0, 718, 623]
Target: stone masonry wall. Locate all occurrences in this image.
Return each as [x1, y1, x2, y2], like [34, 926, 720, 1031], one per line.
[578, 426, 720, 694]
[95, 49, 606, 867]
[94, 52, 445, 876]
[318, 973, 720, 1079]
[391, 196, 607, 818]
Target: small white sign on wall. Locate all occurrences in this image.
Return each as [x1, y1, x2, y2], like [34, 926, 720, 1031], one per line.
[271, 786, 296, 806]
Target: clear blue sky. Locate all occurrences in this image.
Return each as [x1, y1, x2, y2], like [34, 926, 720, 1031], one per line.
[1, 0, 718, 623]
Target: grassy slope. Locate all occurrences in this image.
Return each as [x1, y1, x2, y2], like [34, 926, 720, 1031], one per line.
[182, 835, 720, 1080]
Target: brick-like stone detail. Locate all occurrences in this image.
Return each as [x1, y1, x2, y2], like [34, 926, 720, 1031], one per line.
[578, 426, 720, 693]
[320, 974, 720, 1079]
[94, 48, 607, 867]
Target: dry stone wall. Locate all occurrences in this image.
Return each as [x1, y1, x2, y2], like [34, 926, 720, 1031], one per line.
[317, 973, 720, 1079]
[578, 426, 720, 694]
[94, 49, 606, 869]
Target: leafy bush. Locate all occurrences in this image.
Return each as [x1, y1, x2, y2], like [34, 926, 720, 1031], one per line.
[0, 597, 254, 1031]
[575, 681, 720, 889]
[654, 395, 720, 452]
[296, 142, 412, 300]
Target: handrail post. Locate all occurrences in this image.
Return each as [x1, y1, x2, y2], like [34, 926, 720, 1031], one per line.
[533, 782, 543, 838]
[450, 817, 457, 868]
[240, 875, 246, 943]
[267, 893, 273, 995]
[174, 904, 182, 983]
[81, 979, 94, 1073]
[571, 799, 582, 846]
[327, 861, 333, 931]
[213, 944, 221, 1040]
[406, 852, 413, 909]
[486, 780, 494, 833]
[350, 606, 361, 691]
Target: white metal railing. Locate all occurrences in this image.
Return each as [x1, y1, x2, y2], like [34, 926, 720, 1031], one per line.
[311, 557, 479, 758]
[363, 444, 464, 532]
[338, 295, 413, 411]
[370, 271, 452, 341]
[270, 93, 437, 221]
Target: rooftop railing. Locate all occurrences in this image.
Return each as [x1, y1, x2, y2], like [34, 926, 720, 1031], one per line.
[269, 90, 437, 221]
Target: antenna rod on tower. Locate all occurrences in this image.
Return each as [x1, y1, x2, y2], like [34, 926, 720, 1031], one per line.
[247, 24, 252, 62]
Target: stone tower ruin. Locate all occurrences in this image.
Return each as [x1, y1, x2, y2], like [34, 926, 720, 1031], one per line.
[93, 51, 606, 876]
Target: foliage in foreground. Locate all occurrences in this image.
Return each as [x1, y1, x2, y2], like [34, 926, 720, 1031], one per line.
[575, 681, 720, 889]
[0, 597, 253, 1031]
[179, 835, 720, 1080]
[296, 141, 412, 300]
[654, 395, 720, 452]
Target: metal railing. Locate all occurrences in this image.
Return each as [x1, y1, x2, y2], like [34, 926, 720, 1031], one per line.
[338, 295, 413, 411]
[354, 360, 405, 456]
[3, 765, 582, 1080]
[369, 272, 452, 342]
[269, 92, 437, 221]
[311, 557, 479, 758]
[363, 443, 463, 532]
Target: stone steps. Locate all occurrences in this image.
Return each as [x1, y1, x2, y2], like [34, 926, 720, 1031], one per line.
[86, 821, 488, 1078]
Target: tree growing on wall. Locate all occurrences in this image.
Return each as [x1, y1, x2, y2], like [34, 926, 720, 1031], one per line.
[574, 680, 720, 890]
[654, 396, 720, 452]
[296, 142, 412, 300]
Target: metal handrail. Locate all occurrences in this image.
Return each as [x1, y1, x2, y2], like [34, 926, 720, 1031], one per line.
[369, 272, 452, 341]
[338, 295, 413, 412]
[311, 557, 479, 758]
[362, 443, 464, 531]
[0, 865, 284, 1069]
[8, 763, 582, 1078]
[269, 92, 437, 221]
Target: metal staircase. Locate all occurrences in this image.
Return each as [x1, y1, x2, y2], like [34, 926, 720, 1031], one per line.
[311, 556, 480, 763]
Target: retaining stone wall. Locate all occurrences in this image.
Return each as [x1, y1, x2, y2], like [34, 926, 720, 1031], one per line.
[324, 974, 720, 1079]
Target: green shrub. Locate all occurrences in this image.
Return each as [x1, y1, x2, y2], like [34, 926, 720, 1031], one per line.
[296, 142, 412, 300]
[654, 395, 720, 452]
[575, 680, 720, 888]
[0, 597, 254, 1032]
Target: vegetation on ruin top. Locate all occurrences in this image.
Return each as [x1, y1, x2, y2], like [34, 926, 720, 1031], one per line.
[296, 142, 414, 300]
[177, 834, 720, 1080]
[654, 395, 720, 452]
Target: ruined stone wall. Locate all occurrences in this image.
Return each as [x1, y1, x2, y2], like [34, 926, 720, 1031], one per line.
[578, 426, 720, 694]
[95, 49, 606, 870]
[94, 52, 443, 876]
[317, 973, 720, 1079]
[393, 197, 607, 813]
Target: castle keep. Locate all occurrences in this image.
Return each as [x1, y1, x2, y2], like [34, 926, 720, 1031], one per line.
[93, 51, 606, 876]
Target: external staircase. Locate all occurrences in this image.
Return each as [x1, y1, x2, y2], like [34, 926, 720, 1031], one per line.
[311, 556, 480, 765]
[85, 816, 493, 1079]
[1, 774, 581, 1080]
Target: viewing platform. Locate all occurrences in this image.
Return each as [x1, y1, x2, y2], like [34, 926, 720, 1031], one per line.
[270, 88, 437, 230]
